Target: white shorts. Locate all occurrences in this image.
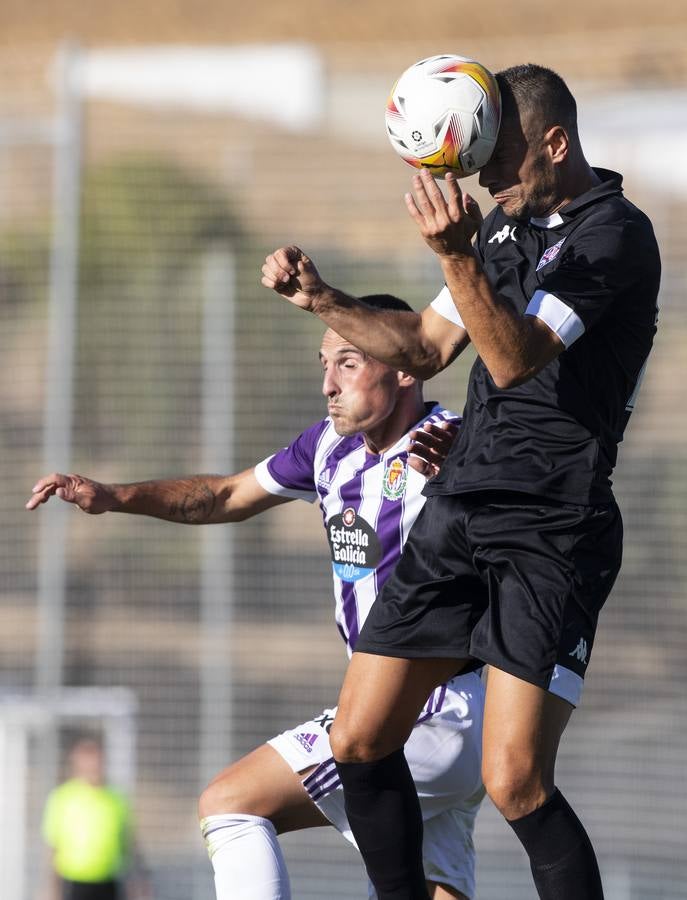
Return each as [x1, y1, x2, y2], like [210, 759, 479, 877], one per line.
[267, 671, 485, 899]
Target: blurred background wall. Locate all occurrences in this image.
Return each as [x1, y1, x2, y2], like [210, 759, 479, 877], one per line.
[1, 2, 686, 897]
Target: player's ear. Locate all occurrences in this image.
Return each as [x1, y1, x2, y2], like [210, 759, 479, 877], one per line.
[546, 125, 569, 164]
[397, 371, 417, 388]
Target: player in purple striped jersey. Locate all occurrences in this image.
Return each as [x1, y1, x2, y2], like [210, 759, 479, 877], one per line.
[27, 295, 485, 900]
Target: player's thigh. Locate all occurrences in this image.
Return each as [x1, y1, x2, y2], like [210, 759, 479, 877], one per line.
[331, 652, 465, 761]
[199, 743, 329, 832]
[481, 666, 573, 814]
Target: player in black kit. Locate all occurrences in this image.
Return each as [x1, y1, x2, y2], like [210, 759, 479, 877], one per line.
[262, 64, 661, 900]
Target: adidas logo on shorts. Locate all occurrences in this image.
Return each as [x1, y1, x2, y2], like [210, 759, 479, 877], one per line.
[295, 732, 319, 752]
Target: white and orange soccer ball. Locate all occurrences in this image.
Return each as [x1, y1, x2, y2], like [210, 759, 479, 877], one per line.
[385, 54, 501, 178]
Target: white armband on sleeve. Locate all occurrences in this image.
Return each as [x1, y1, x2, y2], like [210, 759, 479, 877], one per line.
[525, 290, 586, 348]
[254, 457, 318, 502]
[430, 286, 465, 328]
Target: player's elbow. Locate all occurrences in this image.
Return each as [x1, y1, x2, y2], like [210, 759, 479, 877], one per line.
[413, 356, 445, 381]
[488, 362, 536, 390]
[407, 341, 450, 380]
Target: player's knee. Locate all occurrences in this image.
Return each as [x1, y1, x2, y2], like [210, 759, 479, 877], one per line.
[329, 717, 386, 764]
[482, 752, 548, 820]
[329, 718, 366, 762]
[198, 771, 258, 819]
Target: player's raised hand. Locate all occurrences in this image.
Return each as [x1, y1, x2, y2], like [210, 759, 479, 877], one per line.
[26, 473, 114, 514]
[261, 246, 326, 311]
[407, 419, 460, 478]
[405, 169, 483, 257]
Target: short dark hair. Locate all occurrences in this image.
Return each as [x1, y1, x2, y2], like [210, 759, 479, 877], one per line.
[359, 293, 413, 313]
[496, 64, 578, 139]
[69, 733, 103, 753]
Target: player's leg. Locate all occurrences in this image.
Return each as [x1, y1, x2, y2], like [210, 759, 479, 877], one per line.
[332, 653, 463, 761]
[482, 667, 602, 899]
[199, 744, 329, 900]
[331, 652, 467, 900]
[406, 672, 485, 900]
[199, 743, 329, 830]
[338, 671, 483, 900]
[330, 494, 481, 900]
[469, 497, 623, 899]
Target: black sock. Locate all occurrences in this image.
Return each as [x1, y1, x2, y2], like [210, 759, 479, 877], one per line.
[334, 748, 430, 900]
[508, 787, 604, 900]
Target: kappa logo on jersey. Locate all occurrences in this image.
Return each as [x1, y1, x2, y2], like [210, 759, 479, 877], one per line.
[294, 732, 319, 752]
[536, 237, 566, 271]
[568, 637, 588, 664]
[488, 224, 518, 244]
[327, 508, 382, 582]
[382, 457, 407, 501]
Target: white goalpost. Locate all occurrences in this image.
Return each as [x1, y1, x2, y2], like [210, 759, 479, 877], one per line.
[0, 687, 137, 900]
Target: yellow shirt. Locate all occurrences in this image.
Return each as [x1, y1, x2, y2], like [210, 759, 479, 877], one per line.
[42, 779, 131, 882]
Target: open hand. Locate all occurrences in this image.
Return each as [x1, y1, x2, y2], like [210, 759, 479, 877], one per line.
[26, 473, 113, 514]
[405, 169, 483, 257]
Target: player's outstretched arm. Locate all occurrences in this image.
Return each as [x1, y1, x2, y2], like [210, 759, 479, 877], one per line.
[261, 245, 468, 379]
[26, 469, 290, 524]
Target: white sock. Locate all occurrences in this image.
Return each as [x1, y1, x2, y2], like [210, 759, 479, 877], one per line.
[200, 813, 291, 900]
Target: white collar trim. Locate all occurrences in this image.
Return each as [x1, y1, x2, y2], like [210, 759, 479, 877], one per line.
[530, 212, 564, 229]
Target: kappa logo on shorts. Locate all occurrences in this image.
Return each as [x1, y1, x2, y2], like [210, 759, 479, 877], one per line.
[536, 237, 566, 271]
[294, 732, 319, 752]
[568, 637, 588, 664]
[383, 457, 407, 501]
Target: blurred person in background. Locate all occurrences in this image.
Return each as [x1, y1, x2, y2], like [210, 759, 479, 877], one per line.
[42, 735, 151, 900]
[29, 296, 485, 900]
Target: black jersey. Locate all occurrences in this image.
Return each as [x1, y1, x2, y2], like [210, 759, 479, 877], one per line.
[426, 169, 661, 506]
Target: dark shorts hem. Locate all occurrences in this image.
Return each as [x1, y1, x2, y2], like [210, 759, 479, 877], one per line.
[354, 641, 559, 696]
[353, 640, 473, 660]
[470, 652, 552, 694]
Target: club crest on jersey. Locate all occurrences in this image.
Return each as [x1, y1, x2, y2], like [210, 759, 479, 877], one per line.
[383, 457, 407, 501]
[536, 237, 566, 271]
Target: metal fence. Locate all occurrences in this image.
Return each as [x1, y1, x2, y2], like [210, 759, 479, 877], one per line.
[1, 39, 686, 899]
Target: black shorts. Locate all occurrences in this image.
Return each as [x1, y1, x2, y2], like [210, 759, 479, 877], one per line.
[61, 880, 121, 900]
[355, 491, 623, 706]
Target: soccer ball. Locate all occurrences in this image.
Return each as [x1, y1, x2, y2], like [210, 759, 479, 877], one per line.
[385, 54, 501, 178]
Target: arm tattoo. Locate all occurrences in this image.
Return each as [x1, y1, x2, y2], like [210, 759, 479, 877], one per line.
[169, 483, 217, 524]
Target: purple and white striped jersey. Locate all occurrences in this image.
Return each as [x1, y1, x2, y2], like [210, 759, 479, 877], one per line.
[254, 402, 460, 657]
